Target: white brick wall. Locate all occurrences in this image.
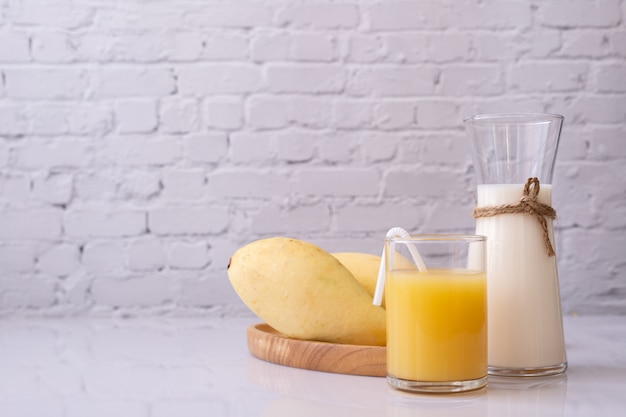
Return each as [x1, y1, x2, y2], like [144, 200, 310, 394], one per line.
[0, 0, 625, 316]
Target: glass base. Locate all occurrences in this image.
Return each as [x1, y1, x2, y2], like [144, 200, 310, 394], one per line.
[488, 361, 567, 377]
[387, 374, 488, 394]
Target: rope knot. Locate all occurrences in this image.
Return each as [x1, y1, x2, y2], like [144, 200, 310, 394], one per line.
[519, 195, 534, 205]
[473, 177, 557, 257]
[524, 177, 541, 198]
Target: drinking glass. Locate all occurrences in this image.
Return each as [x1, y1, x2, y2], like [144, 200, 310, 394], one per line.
[385, 235, 487, 393]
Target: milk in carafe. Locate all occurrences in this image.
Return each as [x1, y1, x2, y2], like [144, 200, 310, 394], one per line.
[476, 183, 567, 370]
[465, 113, 568, 376]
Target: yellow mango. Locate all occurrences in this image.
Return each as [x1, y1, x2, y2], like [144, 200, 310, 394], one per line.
[227, 237, 386, 346]
[331, 252, 383, 307]
[332, 251, 417, 308]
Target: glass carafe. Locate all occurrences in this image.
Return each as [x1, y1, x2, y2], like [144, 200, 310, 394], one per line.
[464, 113, 567, 377]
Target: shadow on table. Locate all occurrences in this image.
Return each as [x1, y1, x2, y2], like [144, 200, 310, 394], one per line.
[247, 355, 385, 413]
[248, 356, 576, 417]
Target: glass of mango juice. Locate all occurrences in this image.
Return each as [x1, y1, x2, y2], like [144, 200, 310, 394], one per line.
[385, 234, 487, 393]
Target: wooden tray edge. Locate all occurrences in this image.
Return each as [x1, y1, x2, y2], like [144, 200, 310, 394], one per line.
[246, 323, 386, 377]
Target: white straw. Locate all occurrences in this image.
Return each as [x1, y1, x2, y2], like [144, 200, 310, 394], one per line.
[372, 227, 428, 306]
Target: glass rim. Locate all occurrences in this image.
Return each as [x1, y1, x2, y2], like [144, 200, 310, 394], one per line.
[385, 234, 486, 243]
[463, 113, 564, 125]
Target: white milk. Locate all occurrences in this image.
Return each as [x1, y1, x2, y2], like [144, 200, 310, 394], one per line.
[476, 183, 566, 370]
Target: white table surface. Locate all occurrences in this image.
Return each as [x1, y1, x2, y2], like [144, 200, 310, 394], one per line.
[0, 315, 624, 416]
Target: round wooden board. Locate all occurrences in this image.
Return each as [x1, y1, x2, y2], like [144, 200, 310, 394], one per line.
[246, 323, 386, 377]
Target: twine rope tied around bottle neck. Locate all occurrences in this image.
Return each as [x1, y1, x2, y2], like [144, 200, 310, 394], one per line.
[473, 177, 557, 257]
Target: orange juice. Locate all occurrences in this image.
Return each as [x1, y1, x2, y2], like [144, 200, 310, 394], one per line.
[386, 268, 487, 382]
